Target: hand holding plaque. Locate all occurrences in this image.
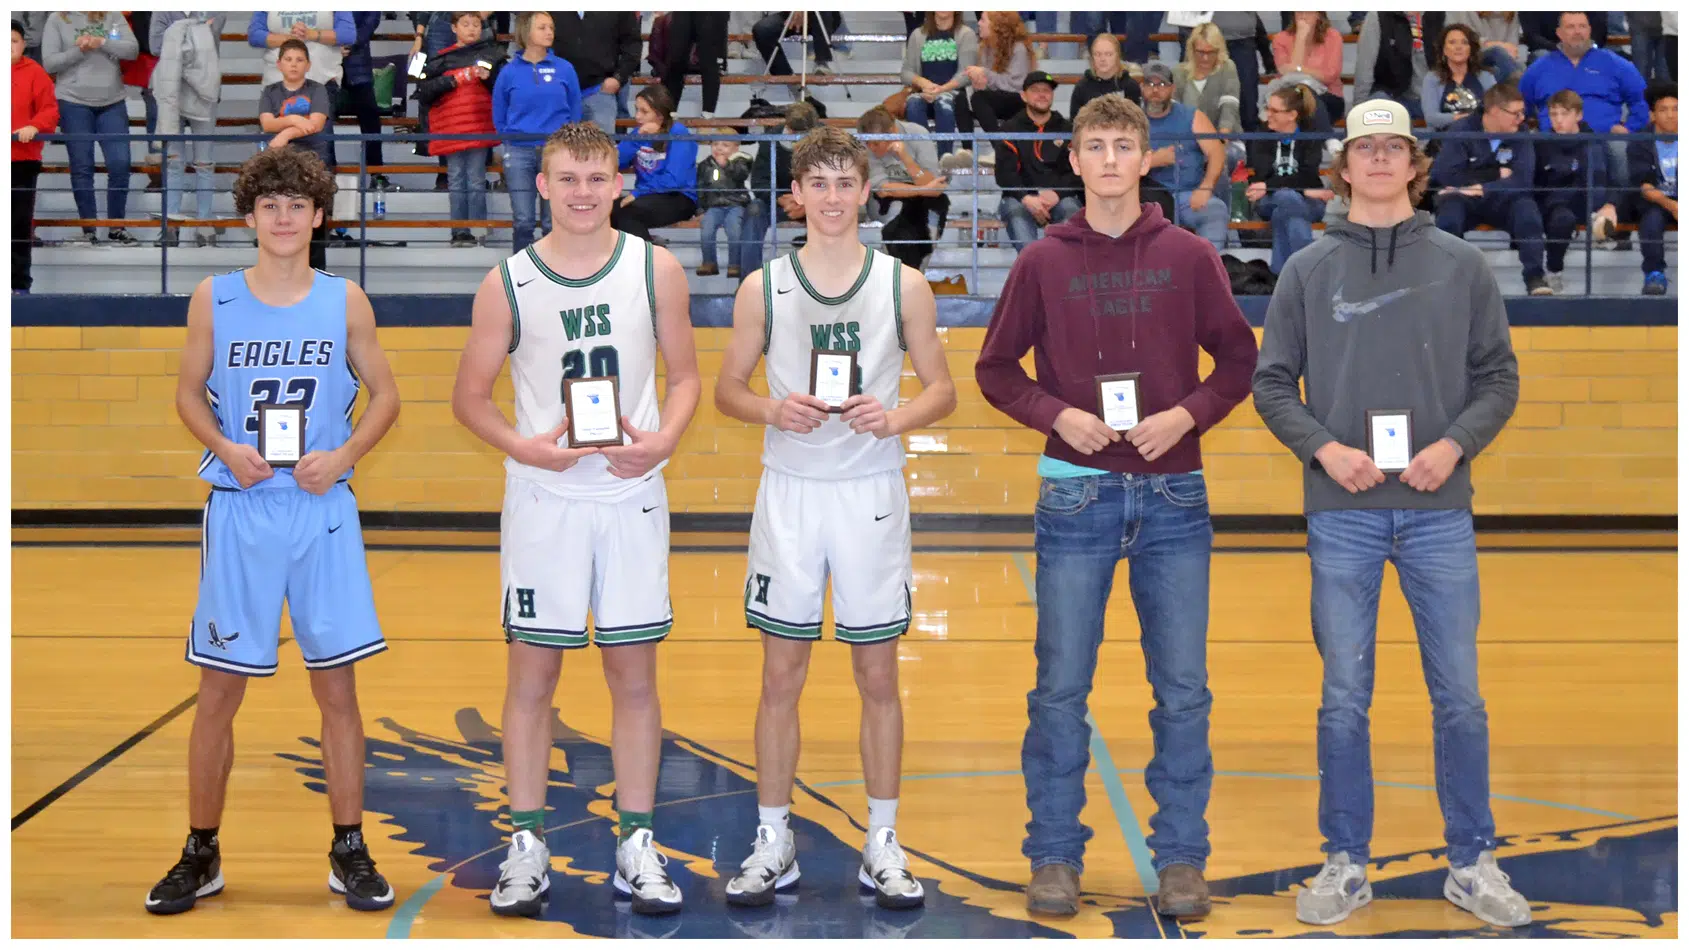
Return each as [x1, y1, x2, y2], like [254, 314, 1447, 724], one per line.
[563, 376, 624, 449]
[257, 403, 305, 467]
[1365, 409, 1413, 474]
[809, 349, 858, 412]
[1095, 373, 1141, 432]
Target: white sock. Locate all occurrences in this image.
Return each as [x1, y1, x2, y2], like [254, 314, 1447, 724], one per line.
[758, 804, 791, 837]
[866, 796, 898, 843]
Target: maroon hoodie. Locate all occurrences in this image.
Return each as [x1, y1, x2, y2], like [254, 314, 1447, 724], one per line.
[975, 203, 1258, 475]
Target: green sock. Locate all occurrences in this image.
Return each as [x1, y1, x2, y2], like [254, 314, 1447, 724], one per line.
[510, 808, 546, 835]
[618, 810, 653, 844]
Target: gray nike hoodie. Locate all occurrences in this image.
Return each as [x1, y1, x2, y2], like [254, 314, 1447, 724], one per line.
[1252, 211, 1519, 513]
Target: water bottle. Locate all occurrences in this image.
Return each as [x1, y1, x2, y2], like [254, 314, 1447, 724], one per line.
[373, 178, 387, 220]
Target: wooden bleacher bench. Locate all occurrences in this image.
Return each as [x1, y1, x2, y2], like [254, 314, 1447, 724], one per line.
[211, 68, 1357, 90]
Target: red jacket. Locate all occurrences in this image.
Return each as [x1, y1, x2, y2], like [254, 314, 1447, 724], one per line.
[416, 41, 501, 157]
[119, 12, 156, 88]
[12, 56, 60, 162]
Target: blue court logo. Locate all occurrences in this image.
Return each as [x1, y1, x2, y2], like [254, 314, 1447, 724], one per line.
[1387, 427, 1397, 437]
[830, 366, 839, 376]
[589, 394, 600, 405]
[1116, 392, 1125, 401]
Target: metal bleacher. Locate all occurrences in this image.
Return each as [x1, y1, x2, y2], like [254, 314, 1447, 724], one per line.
[27, 11, 1676, 297]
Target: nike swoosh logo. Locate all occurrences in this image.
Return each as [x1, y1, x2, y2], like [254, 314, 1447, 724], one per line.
[328, 524, 342, 534]
[516, 277, 535, 287]
[776, 287, 793, 294]
[642, 506, 658, 514]
[1330, 282, 1441, 324]
[874, 513, 891, 522]
[216, 296, 236, 305]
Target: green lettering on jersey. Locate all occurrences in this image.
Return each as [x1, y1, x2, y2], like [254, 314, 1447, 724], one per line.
[561, 304, 614, 342]
[808, 321, 862, 352]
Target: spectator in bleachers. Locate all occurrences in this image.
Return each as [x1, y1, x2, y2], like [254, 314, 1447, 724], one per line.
[1073, 12, 1163, 65]
[1520, 13, 1650, 193]
[745, 100, 819, 256]
[1443, 13, 1524, 84]
[497, 12, 579, 254]
[1353, 12, 1441, 120]
[967, 11, 1035, 134]
[250, 12, 355, 167]
[13, 20, 59, 293]
[20, 12, 46, 63]
[1423, 24, 1498, 131]
[1628, 82, 1676, 295]
[415, 11, 507, 248]
[612, 86, 699, 242]
[149, 12, 223, 249]
[1624, 13, 1670, 84]
[1272, 13, 1346, 127]
[661, 12, 729, 119]
[1071, 32, 1142, 118]
[1431, 83, 1552, 295]
[1244, 85, 1332, 274]
[1536, 90, 1619, 293]
[754, 11, 843, 78]
[1174, 24, 1242, 150]
[1203, 13, 1272, 132]
[259, 39, 333, 268]
[120, 13, 158, 190]
[900, 11, 978, 159]
[695, 130, 755, 278]
[993, 71, 1081, 250]
[341, 13, 386, 186]
[856, 105, 949, 270]
[1141, 61, 1229, 252]
[547, 12, 640, 137]
[42, 11, 139, 246]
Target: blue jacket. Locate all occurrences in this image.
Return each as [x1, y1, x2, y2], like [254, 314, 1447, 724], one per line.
[1429, 113, 1536, 194]
[1519, 47, 1649, 134]
[618, 121, 699, 200]
[247, 12, 355, 49]
[1535, 121, 1610, 207]
[341, 12, 383, 88]
[493, 52, 581, 141]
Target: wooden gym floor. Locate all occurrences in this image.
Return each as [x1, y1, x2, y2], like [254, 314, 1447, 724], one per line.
[10, 527, 1678, 939]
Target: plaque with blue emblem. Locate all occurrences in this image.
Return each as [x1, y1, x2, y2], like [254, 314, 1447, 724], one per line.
[563, 376, 623, 448]
[256, 403, 305, 467]
[1366, 408, 1414, 473]
[809, 348, 858, 413]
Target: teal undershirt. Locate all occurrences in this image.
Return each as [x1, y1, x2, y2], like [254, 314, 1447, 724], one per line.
[1037, 454, 1110, 479]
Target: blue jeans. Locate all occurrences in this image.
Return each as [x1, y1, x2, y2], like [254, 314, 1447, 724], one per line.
[163, 114, 216, 221]
[1171, 187, 1229, 252]
[1023, 472, 1215, 873]
[904, 92, 960, 156]
[502, 144, 549, 252]
[1479, 46, 1523, 84]
[998, 194, 1081, 251]
[58, 99, 131, 221]
[1307, 508, 1496, 868]
[1628, 30, 1672, 82]
[700, 204, 755, 271]
[1637, 201, 1671, 276]
[1254, 189, 1326, 274]
[445, 147, 489, 223]
[581, 84, 630, 137]
[1435, 191, 1545, 278]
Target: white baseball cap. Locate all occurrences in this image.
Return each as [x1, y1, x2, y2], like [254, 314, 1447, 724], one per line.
[1343, 98, 1417, 144]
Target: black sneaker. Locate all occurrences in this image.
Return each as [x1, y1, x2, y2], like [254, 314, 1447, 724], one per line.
[1525, 275, 1553, 296]
[106, 227, 140, 247]
[144, 835, 224, 915]
[329, 831, 397, 911]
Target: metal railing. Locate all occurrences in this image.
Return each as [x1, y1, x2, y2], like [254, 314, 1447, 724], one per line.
[20, 127, 1676, 296]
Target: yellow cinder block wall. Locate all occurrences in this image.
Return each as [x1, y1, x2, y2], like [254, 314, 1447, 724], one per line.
[11, 325, 1677, 515]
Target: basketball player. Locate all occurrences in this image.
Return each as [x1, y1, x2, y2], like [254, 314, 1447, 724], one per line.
[1253, 99, 1528, 928]
[713, 126, 958, 909]
[975, 93, 1259, 919]
[148, 147, 402, 915]
[451, 123, 701, 917]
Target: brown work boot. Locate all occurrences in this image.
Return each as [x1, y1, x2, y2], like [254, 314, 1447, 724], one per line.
[1025, 864, 1081, 917]
[1155, 863, 1211, 918]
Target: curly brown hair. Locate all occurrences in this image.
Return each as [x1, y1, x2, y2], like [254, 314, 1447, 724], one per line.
[233, 147, 335, 216]
[792, 125, 870, 183]
[980, 11, 1035, 74]
[1326, 139, 1434, 204]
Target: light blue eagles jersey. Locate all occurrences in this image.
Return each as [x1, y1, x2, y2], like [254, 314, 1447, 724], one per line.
[198, 269, 360, 491]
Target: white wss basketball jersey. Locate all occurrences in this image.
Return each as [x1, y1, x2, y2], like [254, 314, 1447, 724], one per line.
[759, 247, 907, 479]
[498, 233, 662, 501]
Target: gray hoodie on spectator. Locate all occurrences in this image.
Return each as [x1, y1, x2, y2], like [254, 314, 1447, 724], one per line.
[42, 12, 138, 107]
[1252, 212, 1519, 513]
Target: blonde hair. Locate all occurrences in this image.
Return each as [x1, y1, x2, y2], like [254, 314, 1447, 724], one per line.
[515, 11, 552, 50]
[1182, 23, 1231, 70]
[540, 122, 619, 175]
[1071, 92, 1151, 152]
[1327, 139, 1434, 204]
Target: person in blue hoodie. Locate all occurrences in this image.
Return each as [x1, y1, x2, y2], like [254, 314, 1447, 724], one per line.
[1534, 89, 1618, 293]
[1430, 83, 1551, 295]
[612, 85, 698, 242]
[495, 12, 581, 253]
[1519, 13, 1648, 191]
[1626, 82, 1677, 296]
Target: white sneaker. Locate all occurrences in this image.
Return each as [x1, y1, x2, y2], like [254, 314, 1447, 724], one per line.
[489, 829, 550, 917]
[859, 827, 924, 909]
[1445, 851, 1531, 927]
[725, 823, 799, 907]
[1295, 852, 1371, 925]
[1546, 271, 1564, 294]
[613, 827, 683, 916]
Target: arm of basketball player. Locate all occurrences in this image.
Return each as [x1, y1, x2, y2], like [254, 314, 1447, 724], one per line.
[175, 277, 274, 489]
[295, 283, 401, 494]
[452, 266, 601, 470]
[841, 265, 956, 437]
[600, 246, 701, 479]
[714, 269, 830, 433]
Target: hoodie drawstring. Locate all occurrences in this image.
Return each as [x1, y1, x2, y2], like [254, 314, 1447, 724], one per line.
[1387, 221, 1400, 271]
[1368, 227, 1378, 276]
